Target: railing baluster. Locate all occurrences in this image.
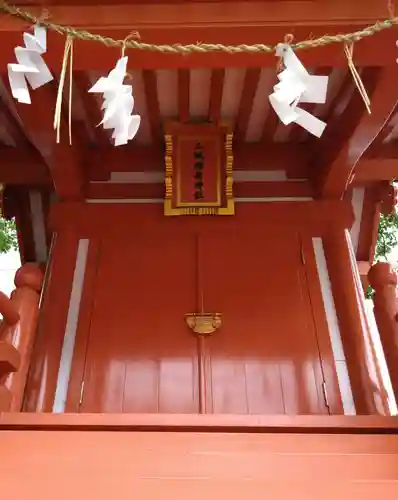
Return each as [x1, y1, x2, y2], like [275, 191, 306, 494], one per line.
[368, 262, 398, 404]
[0, 263, 43, 412]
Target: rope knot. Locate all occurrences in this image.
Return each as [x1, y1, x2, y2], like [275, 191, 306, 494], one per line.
[276, 33, 294, 72]
[121, 30, 141, 57]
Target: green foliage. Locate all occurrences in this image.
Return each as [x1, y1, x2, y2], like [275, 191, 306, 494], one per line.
[0, 213, 18, 254]
[375, 213, 398, 261]
[365, 213, 398, 298]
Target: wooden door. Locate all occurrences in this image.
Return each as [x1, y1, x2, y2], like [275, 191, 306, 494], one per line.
[79, 232, 200, 413]
[76, 227, 328, 415]
[198, 231, 328, 414]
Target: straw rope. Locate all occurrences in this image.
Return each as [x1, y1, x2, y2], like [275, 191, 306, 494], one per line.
[1, 1, 398, 55]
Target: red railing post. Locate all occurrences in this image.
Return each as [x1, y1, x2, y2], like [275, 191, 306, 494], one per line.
[0, 291, 20, 411]
[368, 262, 398, 404]
[4, 263, 43, 411]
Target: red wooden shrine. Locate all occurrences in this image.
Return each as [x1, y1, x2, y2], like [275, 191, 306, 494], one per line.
[1, 1, 398, 497]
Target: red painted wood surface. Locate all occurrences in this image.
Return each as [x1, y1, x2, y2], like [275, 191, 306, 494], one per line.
[80, 232, 199, 413]
[74, 219, 333, 415]
[0, 1, 395, 70]
[368, 262, 398, 404]
[1, 416, 398, 499]
[2, 412, 398, 431]
[23, 232, 80, 412]
[0, 264, 42, 411]
[4, 264, 43, 411]
[323, 229, 388, 414]
[21, 201, 350, 413]
[199, 232, 327, 414]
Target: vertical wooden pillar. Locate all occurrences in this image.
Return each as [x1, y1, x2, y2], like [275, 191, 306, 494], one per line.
[323, 229, 382, 414]
[368, 262, 398, 404]
[23, 232, 79, 412]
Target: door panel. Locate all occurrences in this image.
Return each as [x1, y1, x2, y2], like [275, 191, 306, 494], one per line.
[77, 225, 329, 415]
[200, 232, 327, 415]
[80, 232, 199, 413]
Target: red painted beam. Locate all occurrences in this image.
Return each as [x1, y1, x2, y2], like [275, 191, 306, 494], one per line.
[177, 70, 190, 123]
[354, 158, 398, 183]
[1, 79, 85, 199]
[84, 143, 311, 179]
[73, 71, 110, 146]
[0, 2, 396, 69]
[234, 69, 261, 142]
[142, 70, 163, 142]
[208, 69, 225, 122]
[356, 185, 381, 264]
[0, 148, 50, 184]
[2, 411, 398, 432]
[314, 67, 398, 198]
[85, 180, 314, 200]
[0, 143, 312, 184]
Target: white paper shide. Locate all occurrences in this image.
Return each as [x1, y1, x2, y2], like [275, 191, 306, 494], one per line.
[89, 57, 141, 146]
[8, 25, 54, 105]
[269, 45, 329, 138]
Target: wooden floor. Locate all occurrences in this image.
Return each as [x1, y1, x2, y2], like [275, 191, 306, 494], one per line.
[1, 414, 398, 499]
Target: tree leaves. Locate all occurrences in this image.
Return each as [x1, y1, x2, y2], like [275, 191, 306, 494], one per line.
[375, 213, 398, 261]
[365, 213, 398, 298]
[0, 212, 17, 254]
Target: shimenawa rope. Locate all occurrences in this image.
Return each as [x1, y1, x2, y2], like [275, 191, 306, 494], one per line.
[1, 1, 398, 55]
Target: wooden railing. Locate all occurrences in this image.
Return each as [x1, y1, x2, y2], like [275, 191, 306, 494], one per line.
[0, 263, 43, 412]
[368, 262, 398, 404]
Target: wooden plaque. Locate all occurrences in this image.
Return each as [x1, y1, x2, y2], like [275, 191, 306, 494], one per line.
[164, 122, 234, 216]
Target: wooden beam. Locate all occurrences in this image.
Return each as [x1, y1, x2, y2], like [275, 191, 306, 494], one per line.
[2, 410, 398, 431]
[261, 108, 279, 142]
[0, 149, 50, 184]
[313, 67, 398, 198]
[373, 142, 398, 159]
[73, 71, 110, 146]
[354, 158, 398, 183]
[142, 70, 163, 142]
[356, 186, 381, 264]
[2, 79, 85, 200]
[85, 179, 313, 200]
[0, 2, 396, 69]
[84, 143, 311, 179]
[208, 69, 225, 123]
[2, 1, 389, 28]
[357, 260, 371, 276]
[0, 142, 312, 183]
[0, 93, 30, 148]
[178, 70, 190, 122]
[234, 69, 261, 142]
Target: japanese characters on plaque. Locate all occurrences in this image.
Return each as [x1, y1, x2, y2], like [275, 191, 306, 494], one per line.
[164, 122, 234, 216]
[193, 141, 205, 201]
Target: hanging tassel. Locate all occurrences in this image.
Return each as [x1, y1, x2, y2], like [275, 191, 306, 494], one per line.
[344, 43, 371, 114]
[53, 35, 74, 145]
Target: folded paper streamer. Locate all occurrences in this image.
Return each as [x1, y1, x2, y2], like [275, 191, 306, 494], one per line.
[89, 57, 141, 146]
[269, 45, 329, 138]
[8, 25, 53, 105]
